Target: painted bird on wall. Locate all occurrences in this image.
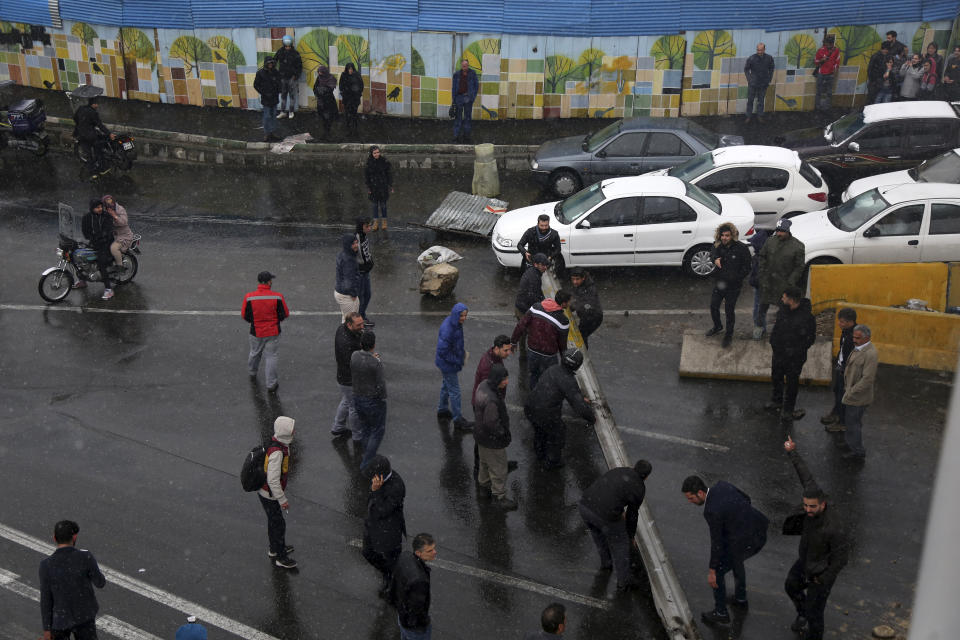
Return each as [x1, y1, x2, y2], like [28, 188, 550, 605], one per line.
[92, 62, 104, 74]
[387, 86, 401, 101]
[214, 51, 226, 63]
[481, 104, 498, 119]
[593, 107, 615, 118]
[43, 80, 55, 89]
[219, 98, 232, 107]
[776, 95, 798, 109]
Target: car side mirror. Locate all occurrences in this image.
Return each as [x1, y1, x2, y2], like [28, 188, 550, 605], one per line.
[578, 219, 592, 230]
[862, 226, 880, 238]
[848, 141, 860, 153]
[595, 150, 607, 159]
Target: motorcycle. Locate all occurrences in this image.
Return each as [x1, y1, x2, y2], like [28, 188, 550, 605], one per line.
[38, 234, 142, 303]
[0, 80, 49, 156]
[74, 134, 137, 177]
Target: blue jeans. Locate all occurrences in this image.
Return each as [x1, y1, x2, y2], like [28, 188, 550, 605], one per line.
[453, 95, 473, 138]
[437, 370, 462, 420]
[248, 335, 279, 388]
[398, 618, 431, 640]
[370, 200, 388, 220]
[358, 272, 372, 320]
[874, 88, 893, 103]
[354, 395, 387, 469]
[746, 84, 767, 116]
[333, 383, 359, 437]
[842, 404, 867, 457]
[262, 105, 278, 135]
[527, 350, 558, 391]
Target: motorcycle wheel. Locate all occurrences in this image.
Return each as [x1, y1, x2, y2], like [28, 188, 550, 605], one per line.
[113, 253, 138, 285]
[32, 136, 48, 157]
[38, 268, 75, 303]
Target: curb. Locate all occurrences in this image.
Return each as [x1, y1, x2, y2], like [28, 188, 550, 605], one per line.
[43, 116, 538, 169]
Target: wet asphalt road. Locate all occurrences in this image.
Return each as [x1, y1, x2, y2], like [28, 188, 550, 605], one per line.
[0, 153, 950, 640]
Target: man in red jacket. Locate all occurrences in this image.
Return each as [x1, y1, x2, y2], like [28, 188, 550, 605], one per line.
[512, 291, 571, 390]
[814, 35, 841, 111]
[242, 271, 290, 392]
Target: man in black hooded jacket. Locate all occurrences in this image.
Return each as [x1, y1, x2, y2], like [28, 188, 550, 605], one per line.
[525, 349, 594, 469]
[706, 223, 752, 347]
[473, 363, 517, 510]
[569, 267, 603, 347]
[767, 286, 817, 423]
[80, 198, 115, 300]
[73, 97, 114, 176]
[362, 455, 406, 598]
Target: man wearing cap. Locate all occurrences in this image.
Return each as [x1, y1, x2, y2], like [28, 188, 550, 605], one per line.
[242, 271, 290, 392]
[253, 56, 282, 141]
[755, 218, 805, 339]
[39, 520, 105, 640]
[517, 215, 563, 273]
[525, 349, 595, 469]
[273, 35, 302, 119]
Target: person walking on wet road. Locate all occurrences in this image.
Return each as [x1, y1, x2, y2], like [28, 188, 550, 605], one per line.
[361, 455, 406, 599]
[821, 308, 857, 430]
[512, 290, 571, 390]
[525, 602, 566, 638]
[242, 271, 289, 392]
[766, 286, 816, 424]
[274, 35, 301, 119]
[351, 331, 387, 469]
[744, 42, 775, 122]
[39, 520, 105, 640]
[706, 222, 751, 348]
[518, 214, 562, 273]
[436, 303, 472, 431]
[755, 218, 805, 339]
[313, 65, 338, 138]
[390, 532, 436, 640]
[335, 233, 361, 321]
[578, 460, 652, 592]
[79, 198, 115, 301]
[355, 217, 375, 326]
[839, 324, 878, 461]
[569, 268, 603, 348]
[681, 476, 769, 625]
[253, 57, 282, 142]
[473, 363, 518, 510]
[452, 58, 478, 143]
[782, 436, 849, 640]
[364, 145, 393, 231]
[332, 312, 364, 439]
[259, 416, 297, 569]
[339, 62, 364, 135]
[525, 349, 595, 469]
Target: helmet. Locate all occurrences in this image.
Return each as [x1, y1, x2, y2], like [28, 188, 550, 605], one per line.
[561, 348, 583, 371]
[282, 35, 293, 46]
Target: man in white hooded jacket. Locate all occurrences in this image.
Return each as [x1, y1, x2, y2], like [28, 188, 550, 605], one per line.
[259, 416, 297, 568]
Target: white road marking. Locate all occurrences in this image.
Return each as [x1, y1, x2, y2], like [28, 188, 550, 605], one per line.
[617, 426, 730, 453]
[346, 539, 612, 610]
[0, 524, 281, 640]
[0, 568, 163, 640]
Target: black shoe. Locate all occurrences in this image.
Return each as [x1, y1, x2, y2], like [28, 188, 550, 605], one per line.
[453, 417, 473, 431]
[722, 334, 733, 348]
[615, 580, 640, 593]
[705, 326, 723, 337]
[476, 483, 492, 498]
[330, 429, 351, 439]
[791, 408, 806, 420]
[791, 615, 808, 632]
[437, 409, 453, 421]
[841, 451, 865, 461]
[763, 401, 781, 413]
[507, 460, 519, 473]
[701, 610, 731, 625]
[274, 556, 298, 569]
[494, 496, 518, 510]
[268, 545, 295, 558]
[267, 383, 279, 393]
[539, 461, 565, 471]
[731, 599, 749, 610]
[599, 563, 613, 571]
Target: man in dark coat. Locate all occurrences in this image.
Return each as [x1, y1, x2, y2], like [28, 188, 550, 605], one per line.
[866, 43, 891, 104]
[525, 349, 595, 469]
[473, 363, 517, 510]
[706, 223, 752, 347]
[253, 57, 282, 141]
[355, 217, 375, 325]
[744, 42, 775, 122]
[452, 58, 478, 142]
[39, 520, 105, 640]
[339, 62, 364, 134]
[72, 97, 114, 176]
[515, 254, 548, 317]
[362, 455, 406, 598]
[512, 291, 571, 391]
[313, 65, 338, 138]
[756, 217, 805, 338]
[821, 307, 856, 429]
[569, 268, 603, 348]
[364, 145, 393, 230]
[682, 476, 769, 625]
[332, 312, 364, 439]
[783, 436, 849, 640]
[80, 198, 115, 300]
[273, 35, 302, 118]
[578, 460, 652, 591]
[335, 233, 361, 321]
[517, 215, 563, 272]
[767, 286, 817, 423]
[390, 533, 436, 640]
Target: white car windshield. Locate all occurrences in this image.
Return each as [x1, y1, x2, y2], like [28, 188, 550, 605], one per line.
[911, 151, 960, 182]
[556, 182, 605, 223]
[585, 121, 622, 152]
[828, 188, 890, 231]
[685, 181, 721, 214]
[667, 152, 715, 180]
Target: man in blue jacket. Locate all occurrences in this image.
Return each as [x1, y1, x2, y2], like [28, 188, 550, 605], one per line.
[39, 520, 106, 640]
[436, 302, 472, 430]
[452, 58, 479, 143]
[744, 43, 775, 122]
[682, 476, 769, 626]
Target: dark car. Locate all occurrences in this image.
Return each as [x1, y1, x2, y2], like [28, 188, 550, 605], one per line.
[530, 117, 744, 198]
[777, 101, 960, 193]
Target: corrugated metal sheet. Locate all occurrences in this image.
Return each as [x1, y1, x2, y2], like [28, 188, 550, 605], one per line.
[501, 0, 581, 36]
[122, 0, 192, 28]
[0, 0, 52, 25]
[588, 0, 669, 36]
[922, 0, 960, 21]
[262, 0, 336, 27]
[190, 0, 264, 28]
[338, 0, 417, 32]
[424, 191, 507, 236]
[418, 0, 504, 33]
[59, 0, 123, 25]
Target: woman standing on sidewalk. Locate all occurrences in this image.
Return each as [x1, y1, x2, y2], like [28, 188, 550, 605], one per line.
[364, 145, 393, 231]
[313, 65, 338, 139]
[339, 63, 364, 135]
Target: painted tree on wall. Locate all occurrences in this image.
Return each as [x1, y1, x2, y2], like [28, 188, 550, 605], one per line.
[208, 35, 246, 69]
[785, 33, 817, 68]
[913, 22, 934, 53]
[118, 28, 156, 69]
[578, 47, 605, 86]
[411, 47, 425, 75]
[604, 56, 633, 93]
[463, 38, 501, 72]
[692, 30, 736, 70]
[650, 35, 686, 70]
[545, 54, 578, 93]
[70, 22, 98, 46]
[830, 25, 881, 65]
[338, 34, 369, 69]
[169, 35, 212, 79]
[298, 28, 337, 76]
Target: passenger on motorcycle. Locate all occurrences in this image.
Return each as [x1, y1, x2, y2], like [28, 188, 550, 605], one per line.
[73, 96, 115, 175]
[102, 194, 134, 270]
[78, 198, 116, 300]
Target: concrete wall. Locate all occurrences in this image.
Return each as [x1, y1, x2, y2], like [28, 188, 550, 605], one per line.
[809, 262, 950, 312]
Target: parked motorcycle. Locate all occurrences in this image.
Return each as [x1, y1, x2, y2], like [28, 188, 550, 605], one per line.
[38, 235, 141, 303]
[0, 80, 49, 156]
[73, 134, 137, 177]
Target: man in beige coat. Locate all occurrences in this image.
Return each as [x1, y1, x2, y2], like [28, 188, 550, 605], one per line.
[840, 325, 878, 460]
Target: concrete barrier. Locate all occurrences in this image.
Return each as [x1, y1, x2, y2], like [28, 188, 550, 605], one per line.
[809, 262, 949, 311]
[678, 331, 832, 384]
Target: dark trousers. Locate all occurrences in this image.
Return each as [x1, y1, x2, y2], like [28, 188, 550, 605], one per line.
[712, 555, 747, 613]
[354, 395, 387, 469]
[453, 96, 473, 138]
[755, 302, 771, 329]
[746, 84, 767, 116]
[94, 248, 113, 290]
[531, 416, 565, 467]
[370, 200, 388, 220]
[51, 620, 98, 640]
[710, 285, 741, 336]
[578, 503, 633, 587]
[78, 138, 106, 175]
[343, 101, 360, 132]
[362, 542, 401, 587]
[785, 559, 833, 640]
[527, 350, 557, 391]
[842, 404, 867, 457]
[578, 312, 603, 348]
[258, 494, 287, 558]
[829, 367, 846, 422]
[358, 271, 372, 319]
[771, 351, 805, 414]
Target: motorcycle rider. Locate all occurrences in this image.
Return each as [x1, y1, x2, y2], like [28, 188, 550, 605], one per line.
[73, 96, 115, 177]
[79, 198, 116, 300]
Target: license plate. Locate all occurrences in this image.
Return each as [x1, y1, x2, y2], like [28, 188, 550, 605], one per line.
[122, 142, 134, 150]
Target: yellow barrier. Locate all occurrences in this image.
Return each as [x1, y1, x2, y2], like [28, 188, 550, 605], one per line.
[809, 262, 949, 312]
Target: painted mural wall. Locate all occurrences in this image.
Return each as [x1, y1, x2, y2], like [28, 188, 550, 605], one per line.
[1, 18, 958, 120]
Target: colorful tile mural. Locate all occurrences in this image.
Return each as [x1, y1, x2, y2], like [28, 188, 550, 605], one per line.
[0, 18, 957, 120]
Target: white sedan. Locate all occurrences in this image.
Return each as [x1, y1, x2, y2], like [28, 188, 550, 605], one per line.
[789, 183, 960, 266]
[842, 148, 960, 201]
[491, 175, 755, 277]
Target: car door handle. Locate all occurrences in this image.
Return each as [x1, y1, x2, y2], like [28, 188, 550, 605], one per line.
[908, 239, 919, 245]
[777, 197, 785, 201]
[682, 230, 692, 234]
[623, 234, 634, 238]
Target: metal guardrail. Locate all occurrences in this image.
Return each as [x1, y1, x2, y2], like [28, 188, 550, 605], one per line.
[541, 269, 701, 640]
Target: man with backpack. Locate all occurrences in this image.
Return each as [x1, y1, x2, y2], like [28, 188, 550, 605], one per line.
[256, 416, 297, 569]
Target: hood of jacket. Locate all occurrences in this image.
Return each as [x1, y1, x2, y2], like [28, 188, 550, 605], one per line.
[273, 416, 295, 444]
[487, 362, 508, 388]
[89, 197, 103, 214]
[344, 62, 357, 74]
[445, 302, 468, 326]
[340, 233, 357, 254]
[315, 65, 336, 88]
[714, 223, 741, 244]
[364, 454, 391, 478]
[542, 298, 562, 312]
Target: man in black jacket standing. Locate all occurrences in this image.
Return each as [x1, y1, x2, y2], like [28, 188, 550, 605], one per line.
[783, 436, 848, 640]
[390, 533, 436, 640]
[706, 223, 751, 347]
[525, 349, 595, 469]
[518, 215, 563, 273]
[767, 286, 817, 424]
[744, 43, 775, 122]
[569, 268, 603, 348]
[515, 253, 548, 318]
[332, 312, 364, 439]
[273, 35, 302, 119]
[821, 307, 856, 429]
[253, 56, 282, 141]
[578, 460, 652, 592]
[39, 520, 106, 640]
[362, 455, 406, 598]
[473, 363, 517, 510]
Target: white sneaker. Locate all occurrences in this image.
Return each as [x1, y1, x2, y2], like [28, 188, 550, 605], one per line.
[101, 289, 114, 300]
[276, 111, 286, 119]
[288, 112, 294, 119]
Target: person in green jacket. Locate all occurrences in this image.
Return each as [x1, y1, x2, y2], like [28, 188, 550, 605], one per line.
[754, 218, 806, 339]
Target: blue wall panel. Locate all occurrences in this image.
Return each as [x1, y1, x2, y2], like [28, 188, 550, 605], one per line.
[262, 0, 336, 27]
[123, 0, 193, 28]
[0, 0, 52, 25]
[190, 0, 264, 28]
[418, 0, 504, 33]
[339, 0, 417, 32]
[502, 0, 581, 36]
[60, 0, 123, 25]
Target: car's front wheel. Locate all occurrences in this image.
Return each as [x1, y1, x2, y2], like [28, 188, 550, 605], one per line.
[550, 169, 581, 199]
[684, 244, 716, 278]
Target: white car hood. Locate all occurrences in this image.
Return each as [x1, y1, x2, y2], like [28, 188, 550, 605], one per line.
[844, 170, 914, 200]
[715, 194, 755, 230]
[787, 209, 847, 246]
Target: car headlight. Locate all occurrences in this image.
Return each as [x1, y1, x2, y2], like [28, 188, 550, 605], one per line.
[530, 159, 539, 170]
[494, 233, 513, 248]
